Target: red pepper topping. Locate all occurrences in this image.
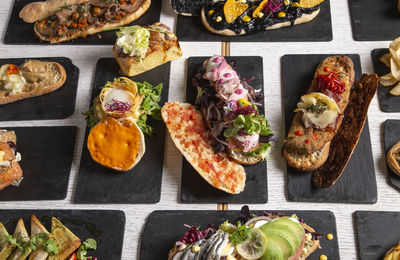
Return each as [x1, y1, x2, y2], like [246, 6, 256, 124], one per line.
[305, 139, 311, 144]
[324, 66, 329, 72]
[6, 64, 18, 75]
[295, 130, 303, 136]
[312, 133, 318, 140]
[333, 67, 339, 72]
[316, 72, 345, 94]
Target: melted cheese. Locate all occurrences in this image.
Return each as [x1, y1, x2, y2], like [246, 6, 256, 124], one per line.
[87, 117, 141, 171]
[162, 102, 246, 194]
[0, 64, 26, 95]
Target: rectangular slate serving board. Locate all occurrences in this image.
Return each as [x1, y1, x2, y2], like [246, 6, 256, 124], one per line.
[282, 54, 377, 204]
[0, 57, 79, 121]
[74, 58, 169, 204]
[140, 210, 339, 260]
[371, 49, 400, 113]
[0, 209, 125, 260]
[176, 0, 332, 42]
[354, 211, 400, 260]
[384, 120, 400, 191]
[0, 126, 76, 201]
[181, 56, 268, 204]
[349, 0, 400, 41]
[4, 0, 161, 45]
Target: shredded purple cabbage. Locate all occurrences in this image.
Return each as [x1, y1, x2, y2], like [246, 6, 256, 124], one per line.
[264, 0, 284, 14]
[178, 224, 217, 245]
[105, 99, 132, 113]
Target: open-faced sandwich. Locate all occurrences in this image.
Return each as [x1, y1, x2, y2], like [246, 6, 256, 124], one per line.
[172, 0, 325, 36]
[378, 36, 400, 96]
[0, 60, 66, 104]
[384, 241, 400, 260]
[0, 130, 23, 191]
[83, 77, 163, 172]
[194, 55, 276, 164]
[168, 206, 322, 260]
[0, 215, 97, 260]
[19, 0, 151, 44]
[282, 56, 378, 187]
[113, 23, 182, 76]
[387, 141, 400, 176]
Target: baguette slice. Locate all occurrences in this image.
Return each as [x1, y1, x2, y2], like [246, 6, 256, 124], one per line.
[113, 23, 182, 77]
[162, 102, 246, 194]
[48, 217, 81, 260]
[21, 0, 151, 44]
[29, 215, 52, 260]
[0, 60, 66, 105]
[87, 117, 145, 172]
[0, 222, 15, 260]
[8, 219, 31, 260]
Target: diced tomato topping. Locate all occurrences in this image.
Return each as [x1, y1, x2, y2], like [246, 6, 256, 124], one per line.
[316, 72, 345, 94]
[312, 133, 318, 140]
[305, 139, 311, 144]
[324, 66, 329, 72]
[7, 64, 18, 75]
[68, 253, 77, 260]
[295, 130, 303, 136]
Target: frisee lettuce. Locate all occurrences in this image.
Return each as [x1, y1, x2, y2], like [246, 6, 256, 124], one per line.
[246, 142, 272, 158]
[77, 238, 97, 259]
[223, 114, 273, 138]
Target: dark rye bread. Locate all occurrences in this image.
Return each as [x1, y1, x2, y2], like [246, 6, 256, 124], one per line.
[284, 56, 354, 155]
[170, 0, 210, 16]
[312, 74, 378, 188]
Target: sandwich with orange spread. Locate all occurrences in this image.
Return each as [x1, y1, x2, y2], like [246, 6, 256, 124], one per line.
[83, 77, 163, 171]
[0, 130, 23, 191]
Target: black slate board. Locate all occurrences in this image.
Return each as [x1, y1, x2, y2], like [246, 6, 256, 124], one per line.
[371, 49, 400, 113]
[0, 57, 79, 121]
[349, 0, 400, 41]
[0, 209, 125, 260]
[0, 126, 76, 201]
[74, 58, 169, 204]
[176, 0, 332, 42]
[282, 54, 377, 204]
[140, 210, 339, 260]
[181, 56, 268, 204]
[354, 211, 400, 260]
[4, 0, 161, 45]
[384, 120, 400, 191]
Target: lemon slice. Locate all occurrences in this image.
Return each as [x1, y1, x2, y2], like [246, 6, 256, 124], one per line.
[236, 228, 268, 260]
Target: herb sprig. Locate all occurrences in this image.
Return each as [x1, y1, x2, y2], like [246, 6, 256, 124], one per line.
[77, 238, 97, 259]
[3, 233, 58, 255]
[228, 221, 252, 245]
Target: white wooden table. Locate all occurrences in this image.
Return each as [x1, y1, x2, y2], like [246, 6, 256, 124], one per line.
[0, 0, 399, 259]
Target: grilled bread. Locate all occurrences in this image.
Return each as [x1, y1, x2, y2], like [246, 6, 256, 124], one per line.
[0, 130, 23, 191]
[48, 217, 81, 260]
[113, 23, 182, 77]
[0, 222, 15, 260]
[8, 219, 32, 260]
[0, 60, 66, 105]
[28, 215, 53, 260]
[388, 141, 400, 176]
[162, 102, 246, 194]
[20, 0, 151, 44]
[283, 56, 354, 172]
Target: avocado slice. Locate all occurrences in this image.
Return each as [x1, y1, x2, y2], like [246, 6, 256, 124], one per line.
[272, 218, 305, 241]
[0, 222, 15, 260]
[259, 225, 296, 259]
[261, 240, 284, 260]
[266, 223, 301, 249]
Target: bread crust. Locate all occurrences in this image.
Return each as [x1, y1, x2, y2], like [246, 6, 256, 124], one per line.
[282, 142, 330, 172]
[387, 141, 400, 176]
[26, 0, 151, 43]
[0, 60, 67, 105]
[201, 7, 320, 36]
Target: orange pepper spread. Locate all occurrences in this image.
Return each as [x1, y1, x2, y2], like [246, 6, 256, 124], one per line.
[87, 117, 140, 171]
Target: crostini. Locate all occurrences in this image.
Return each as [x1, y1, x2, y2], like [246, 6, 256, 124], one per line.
[0, 130, 23, 191]
[0, 60, 66, 105]
[113, 23, 182, 77]
[19, 0, 151, 44]
[387, 141, 400, 176]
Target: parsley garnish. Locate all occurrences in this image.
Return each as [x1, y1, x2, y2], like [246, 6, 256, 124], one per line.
[228, 221, 252, 245]
[3, 233, 58, 255]
[82, 105, 99, 128]
[309, 100, 328, 116]
[77, 238, 97, 259]
[57, 4, 72, 11]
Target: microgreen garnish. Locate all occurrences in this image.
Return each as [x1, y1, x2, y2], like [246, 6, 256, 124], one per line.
[228, 221, 252, 245]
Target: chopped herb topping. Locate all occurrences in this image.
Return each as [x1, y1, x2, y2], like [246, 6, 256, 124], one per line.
[3, 233, 58, 255]
[309, 100, 328, 115]
[228, 221, 252, 245]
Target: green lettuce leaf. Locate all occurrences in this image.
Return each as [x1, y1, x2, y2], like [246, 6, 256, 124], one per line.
[223, 114, 273, 138]
[246, 142, 272, 158]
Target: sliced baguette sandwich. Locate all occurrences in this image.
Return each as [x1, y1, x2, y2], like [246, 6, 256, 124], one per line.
[0, 60, 66, 105]
[0, 130, 23, 191]
[200, 0, 324, 36]
[162, 102, 246, 194]
[113, 23, 182, 77]
[19, 0, 151, 43]
[283, 56, 354, 172]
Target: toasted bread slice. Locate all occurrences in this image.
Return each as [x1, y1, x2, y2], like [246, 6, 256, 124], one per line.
[29, 215, 53, 260]
[0, 222, 15, 260]
[283, 142, 330, 172]
[0, 137, 23, 190]
[284, 56, 354, 155]
[48, 217, 81, 260]
[0, 130, 16, 143]
[201, 4, 320, 36]
[8, 219, 31, 260]
[388, 141, 400, 176]
[87, 117, 145, 172]
[162, 102, 246, 194]
[229, 149, 263, 165]
[20, 0, 151, 43]
[297, 223, 320, 260]
[113, 23, 182, 77]
[0, 60, 66, 105]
